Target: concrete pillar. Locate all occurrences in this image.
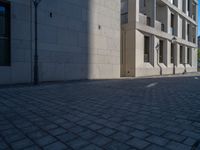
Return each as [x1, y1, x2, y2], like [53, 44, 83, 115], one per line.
[183, 46, 187, 64]
[175, 13, 179, 36]
[166, 7, 171, 34]
[195, 3, 198, 21]
[177, 0, 183, 10]
[185, 20, 188, 41]
[188, 23, 192, 42]
[164, 40, 171, 67]
[152, 36, 158, 67]
[185, 0, 189, 16]
[145, 0, 156, 27]
[128, 0, 139, 23]
[174, 44, 179, 66]
[191, 48, 197, 67]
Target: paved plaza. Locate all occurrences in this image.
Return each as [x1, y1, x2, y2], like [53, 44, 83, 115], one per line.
[0, 76, 200, 150]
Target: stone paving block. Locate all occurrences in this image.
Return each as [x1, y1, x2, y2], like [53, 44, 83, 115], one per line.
[146, 128, 166, 136]
[97, 127, 116, 136]
[79, 130, 97, 140]
[117, 125, 134, 133]
[146, 135, 169, 146]
[4, 132, 26, 143]
[183, 137, 196, 146]
[132, 124, 148, 131]
[34, 136, 57, 147]
[81, 144, 102, 150]
[88, 123, 103, 131]
[166, 141, 191, 150]
[60, 122, 75, 129]
[67, 137, 89, 149]
[56, 132, 77, 143]
[91, 135, 111, 146]
[104, 141, 131, 150]
[0, 140, 9, 149]
[23, 145, 42, 150]
[181, 130, 200, 139]
[164, 126, 183, 134]
[76, 120, 91, 126]
[126, 138, 150, 149]
[43, 141, 68, 150]
[11, 138, 34, 150]
[111, 132, 132, 142]
[130, 130, 150, 138]
[145, 144, 168, 150]
[163, 132, 186, 142]
[43, 124, 58, 130]
[28, 130, 48, 140]
[69, 125, 86, 134]
[48, 128, 67, 136]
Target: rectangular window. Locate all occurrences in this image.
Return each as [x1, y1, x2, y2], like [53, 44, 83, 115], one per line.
[187, 23, 190, 40]
[171, 14, 174, 28]
[187, 48, 190, 64]
[180, 46, 183, 64]
[0, 1, 10, 66]
[144, 0, 146, 7]
[144, 36, 150, 62]
[171, 44, 174, 63]
[159, 40, 164, 63]
[121, 0, 128, 24]
[171, 13, 175, 35]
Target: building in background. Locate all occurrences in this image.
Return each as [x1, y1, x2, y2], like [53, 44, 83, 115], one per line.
[0, 0, 120, 84]
[121, 0, 198, 77]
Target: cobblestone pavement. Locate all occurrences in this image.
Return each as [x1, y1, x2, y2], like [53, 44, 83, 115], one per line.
[1, 76, 200, 150]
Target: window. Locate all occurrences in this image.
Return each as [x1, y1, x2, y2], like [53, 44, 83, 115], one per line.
[187, 48, 190, 64]
[187, 23, 190, 40]
[180, 46, 183, 64]
[159, 40, 164, 63]
[171, 13, 175, 35]
[171, 44, 174, 63]
[121, 0, 128, 24]
[144, 0, 146, 7]
[144, 36, 150, 62]
[0, 1, 10, 66]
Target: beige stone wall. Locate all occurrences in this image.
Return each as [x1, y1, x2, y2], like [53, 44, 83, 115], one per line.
[0, 0, 121, 84]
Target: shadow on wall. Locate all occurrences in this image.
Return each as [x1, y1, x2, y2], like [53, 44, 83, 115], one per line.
[31, 0, 91, 82]
[31, 0, 120, 82]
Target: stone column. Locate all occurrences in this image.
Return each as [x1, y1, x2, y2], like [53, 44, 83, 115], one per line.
[166, 7, 171, 34]
[164, 40, 171, 67]
[174, 44, 180, 66]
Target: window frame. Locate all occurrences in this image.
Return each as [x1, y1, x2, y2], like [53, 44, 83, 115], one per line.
[0, 0, 11, 66]
[159, 40, 164, 63]
[144, 36, 150, 63]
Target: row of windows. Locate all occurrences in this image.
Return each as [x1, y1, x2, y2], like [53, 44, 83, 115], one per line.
[0, 0, 10, 66]
[144, 36, 192, 65]
[170, 0, 196, 21]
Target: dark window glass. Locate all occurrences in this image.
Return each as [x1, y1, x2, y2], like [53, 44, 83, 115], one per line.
[144, 36, 150, 62]
[171, 14, 174, 28]
[187, 48, 190, 64]
[0, 1, 10, 66]
[171, 44, 174, 63]
[121, 0, 128, 24]
[180, 46, 183, 64]
[159, 40, 163, 63]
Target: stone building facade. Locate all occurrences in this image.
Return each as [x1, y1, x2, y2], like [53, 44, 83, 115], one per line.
[121, 0, 198, 77]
